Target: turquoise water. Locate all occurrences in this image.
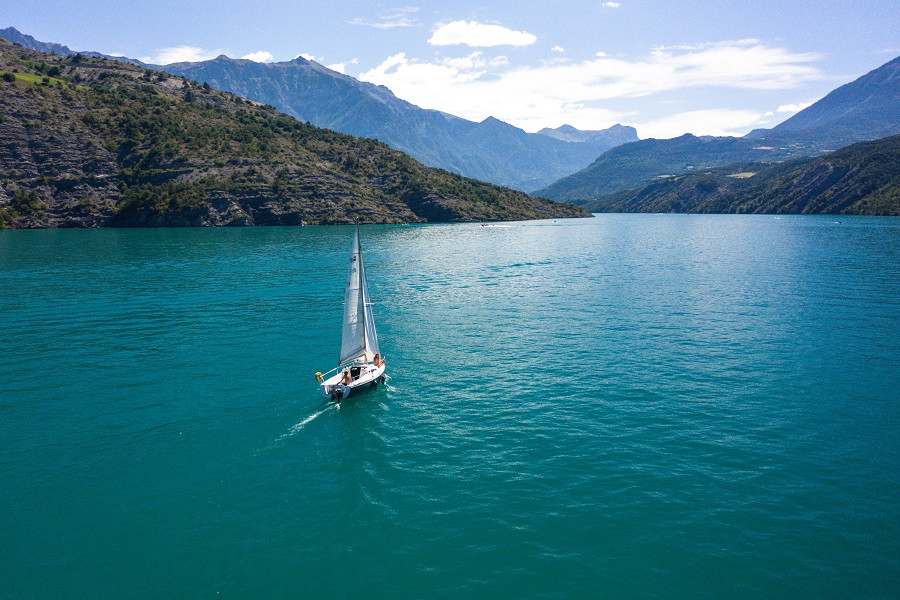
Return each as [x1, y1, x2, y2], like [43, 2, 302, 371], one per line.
[1, 215, 897, 598]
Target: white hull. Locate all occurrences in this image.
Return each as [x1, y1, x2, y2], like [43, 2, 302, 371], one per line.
[320, 363, 386, 401]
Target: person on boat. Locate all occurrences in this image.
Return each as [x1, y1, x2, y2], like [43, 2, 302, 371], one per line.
[340, 368, 352, 385]
[373, 353, 384, 368]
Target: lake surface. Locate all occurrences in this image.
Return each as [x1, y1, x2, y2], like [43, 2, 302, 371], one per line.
[1, 215, 898, 598]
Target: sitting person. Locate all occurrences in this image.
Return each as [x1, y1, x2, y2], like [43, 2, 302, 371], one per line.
[373, 353, 385, 368]
[340, 368, 352, 385]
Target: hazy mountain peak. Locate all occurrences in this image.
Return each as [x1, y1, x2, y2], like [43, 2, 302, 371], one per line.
[537, 123, 639, 145]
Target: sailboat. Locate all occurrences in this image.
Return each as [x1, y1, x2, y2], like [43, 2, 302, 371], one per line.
[316, 225, 386, 402]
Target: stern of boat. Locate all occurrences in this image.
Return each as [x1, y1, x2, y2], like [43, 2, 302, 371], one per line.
[318, 362, 386, 400]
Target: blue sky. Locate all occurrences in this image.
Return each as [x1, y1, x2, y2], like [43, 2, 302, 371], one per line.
[4, 1, 898, 138]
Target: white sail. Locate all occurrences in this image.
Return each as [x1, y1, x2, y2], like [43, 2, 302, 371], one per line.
[339, 227, 380, 364]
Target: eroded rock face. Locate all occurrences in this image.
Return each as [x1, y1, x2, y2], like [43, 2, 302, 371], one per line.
[0, 41, 590, 229]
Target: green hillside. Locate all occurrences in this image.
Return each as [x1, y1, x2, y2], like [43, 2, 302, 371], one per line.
[583, 136, 900, 215]
[535, 133, 812, 203]
[0, 40, 589, 228]
[538, 55, 900, 204]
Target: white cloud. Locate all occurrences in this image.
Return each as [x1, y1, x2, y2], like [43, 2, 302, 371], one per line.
[360, 52, 627, 131]
[296, 53, 317, 61]
[652, 39, 760, 53]
[776, 101, 815, 113]
[327, 63, 347, 74]
[551, 45, 565, 53]
[602, 2, 621, 7]
[141, 46, 223, 64]
[348, 7, 419, 29]
[359, 41, 821, 133]
[595, 51, 607, 57]
[428, 21, 537, 48]
[632, 109, 769, 139]
[241, 50, 274, 63]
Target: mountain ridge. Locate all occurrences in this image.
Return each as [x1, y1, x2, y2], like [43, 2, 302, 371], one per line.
[767, 56, 899, 137]
[160, 54, 638, 191]
[0, 40, 589, 228]
[582, 135, 899, 215]
[538, 55, 900, 203]
[0, 27, 638, 192]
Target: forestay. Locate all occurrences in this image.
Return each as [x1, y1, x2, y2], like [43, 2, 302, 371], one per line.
[339, 227, 381, 364]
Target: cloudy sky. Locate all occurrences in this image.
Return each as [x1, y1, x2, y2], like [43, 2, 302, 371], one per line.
[4, 1, 898, 138]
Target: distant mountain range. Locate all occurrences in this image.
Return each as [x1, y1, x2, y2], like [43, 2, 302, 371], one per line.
[4, 25, 897, 218]
[0, 26, 638, 192]
[0, 41, 588, 228]
[158, 58, 638, 192]
[538, 55, 900, 203]
[583, 135, 899, 215]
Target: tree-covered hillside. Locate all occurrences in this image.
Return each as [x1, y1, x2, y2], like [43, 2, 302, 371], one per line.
[583, 136, 900, 215]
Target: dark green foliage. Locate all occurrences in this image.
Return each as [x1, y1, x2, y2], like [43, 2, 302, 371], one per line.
[0, 208, 14, 228]
[11, 187, 45, 212]
[117, 181, 208, 216]
[0, 188, 48, 228]
[1, 72, 14, 82]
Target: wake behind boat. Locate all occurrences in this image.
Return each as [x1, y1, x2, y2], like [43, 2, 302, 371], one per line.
[316, 225, 386, 402]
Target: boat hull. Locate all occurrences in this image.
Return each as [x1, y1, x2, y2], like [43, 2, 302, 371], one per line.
[319, 363, 386, 401]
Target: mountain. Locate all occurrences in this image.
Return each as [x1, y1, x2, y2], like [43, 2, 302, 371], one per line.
[582, 135, 899, 215]
[158, 56, 637, 191]
[0, 41, 589, 228]
[539, 56, 900, 204]
[0, 26, 146, 66]
[535, 134, 806, 202]
[0, 26, 73, 56]
[537, 124, 637, 146]
[1, 26, 639, 192]
[750, 56, 900, 143]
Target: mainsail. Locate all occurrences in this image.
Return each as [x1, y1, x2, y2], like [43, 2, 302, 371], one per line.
[339, 227, 380, 364]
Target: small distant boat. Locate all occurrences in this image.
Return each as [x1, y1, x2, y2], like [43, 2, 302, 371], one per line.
[316, 225, 386, 402]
